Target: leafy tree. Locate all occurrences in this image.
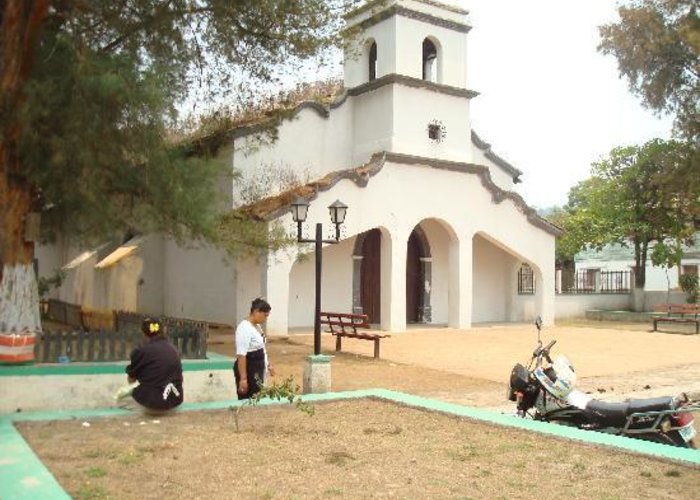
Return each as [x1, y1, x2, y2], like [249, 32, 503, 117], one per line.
[598, 0, 700, 140]
[0, 0, 355, 362]
[564, 139, 699, 291]
[679, 273, 699, 303]
[543, 207, 586, 270]
[650, 238, 684, 303]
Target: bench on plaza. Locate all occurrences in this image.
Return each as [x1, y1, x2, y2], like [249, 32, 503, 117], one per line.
[319, 311, 390, 359]
[652, 303, 700, 334]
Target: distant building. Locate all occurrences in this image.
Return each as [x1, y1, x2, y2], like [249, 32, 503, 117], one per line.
[575, 233, 700, 291]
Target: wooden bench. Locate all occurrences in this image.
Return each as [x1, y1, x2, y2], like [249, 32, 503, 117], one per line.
[652, 303, 700, 334]
[319, 312, 390, 359]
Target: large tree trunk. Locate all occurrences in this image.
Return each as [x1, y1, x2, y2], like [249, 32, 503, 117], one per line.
[0, 0, 50, 363]
[0, 155, 42, 364]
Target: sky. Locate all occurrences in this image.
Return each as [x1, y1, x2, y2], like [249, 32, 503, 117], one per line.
[188, 0, 675, 211]
[461, 0, 674, 209]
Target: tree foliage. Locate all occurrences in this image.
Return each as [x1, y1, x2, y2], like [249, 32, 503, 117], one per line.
[561, 139, 699, 288]
[1, 0, 356, 260]
[598, 0, 700, 140]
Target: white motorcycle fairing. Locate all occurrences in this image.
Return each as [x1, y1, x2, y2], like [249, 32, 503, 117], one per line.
[565, 389, 592, 410]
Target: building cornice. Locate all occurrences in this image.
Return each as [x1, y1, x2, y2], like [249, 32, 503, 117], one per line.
[383, 152, 560, 235]
[348, 73, 479, 99]
[347, 0, 469, 19]
[242, 151, 562, 237]
[471, 131, 523, 183]
[349, 4, 471, 34]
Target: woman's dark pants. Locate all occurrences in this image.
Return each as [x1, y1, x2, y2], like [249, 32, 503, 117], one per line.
[233, 348, 265, 400]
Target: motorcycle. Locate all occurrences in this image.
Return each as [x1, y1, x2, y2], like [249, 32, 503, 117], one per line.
[506, 317, 698, 448]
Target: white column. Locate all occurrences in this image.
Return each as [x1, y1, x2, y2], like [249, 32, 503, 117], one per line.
[263, 251, 294, 336]
[448, 235, 472, 329]
[381, 229, 407, 332]
[539, 264, 556, 326]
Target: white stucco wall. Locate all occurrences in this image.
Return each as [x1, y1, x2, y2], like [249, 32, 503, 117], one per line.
[288, 236, 356, 328]
[390, 85, 472, 162]
[162, 239, 236, 325]
[554, 294, 632, 319]
[345, 15, 398, 88]
[344, 0, 469, 88]
[352, 86, 395, 165]
[232, 104, 354, 206]
[135, 235, 165, 314]
[235, 256, 264, 327]
[265, 157, 556, 333]
[471, 234, 522, 323]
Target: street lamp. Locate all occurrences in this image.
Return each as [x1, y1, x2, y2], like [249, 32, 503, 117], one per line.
[291, 197, 348, 355]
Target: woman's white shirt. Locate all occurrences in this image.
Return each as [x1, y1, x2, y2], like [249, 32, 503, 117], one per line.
[235, 320, 265, 356]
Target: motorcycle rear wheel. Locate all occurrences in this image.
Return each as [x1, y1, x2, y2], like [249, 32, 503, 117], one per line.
[637, 431, 695, 449]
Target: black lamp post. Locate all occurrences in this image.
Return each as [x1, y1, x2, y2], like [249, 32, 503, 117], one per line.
[291, 197, 348, 355]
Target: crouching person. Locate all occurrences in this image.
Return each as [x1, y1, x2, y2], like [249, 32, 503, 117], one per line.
[116, 318, 184, 415]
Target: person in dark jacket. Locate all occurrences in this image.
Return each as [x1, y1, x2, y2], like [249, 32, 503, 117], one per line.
[117, 317, 184, 414]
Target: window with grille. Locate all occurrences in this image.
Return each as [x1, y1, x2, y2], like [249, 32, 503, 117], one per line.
[518, 264, 535, 295]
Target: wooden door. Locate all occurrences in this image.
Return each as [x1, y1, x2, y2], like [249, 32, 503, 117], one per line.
[360, 229, 381, 324]
[406, 231, 423, 323]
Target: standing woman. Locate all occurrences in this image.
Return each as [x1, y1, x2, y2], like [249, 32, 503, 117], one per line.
[234, 298, 274, 399]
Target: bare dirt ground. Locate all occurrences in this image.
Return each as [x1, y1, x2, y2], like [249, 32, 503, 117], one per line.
[17, 399, 700, 500]
[15, 319, 700, 499]
[210, 321, 700, 411]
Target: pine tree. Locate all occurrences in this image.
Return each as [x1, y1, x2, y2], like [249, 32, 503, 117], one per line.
[0, 0, 355, 363]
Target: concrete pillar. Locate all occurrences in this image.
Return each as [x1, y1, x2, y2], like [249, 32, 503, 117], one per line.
[352, 255, 364, 315]
[538, 264, 556, 326]
[448, 235, 472, 328]
[381, 229, 407, 332]
[420, 257, 432, 323]
[263, 252, 293, 335]
[302, 354, 332, 394]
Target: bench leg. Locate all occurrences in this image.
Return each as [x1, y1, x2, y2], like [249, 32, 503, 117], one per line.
[374, 338, 379, 359]
[653, 319, 658, 331]
[335, 335, 342, 352]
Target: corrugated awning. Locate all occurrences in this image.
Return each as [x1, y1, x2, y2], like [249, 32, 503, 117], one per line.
[94, 238, 141, 269]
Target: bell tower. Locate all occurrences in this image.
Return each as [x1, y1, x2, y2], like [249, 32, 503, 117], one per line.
[343, 0, 478, 164]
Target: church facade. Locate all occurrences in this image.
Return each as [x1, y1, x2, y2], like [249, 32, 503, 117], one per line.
[38, 0, 560, 334]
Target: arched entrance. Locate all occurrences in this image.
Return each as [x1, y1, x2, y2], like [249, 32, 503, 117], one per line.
[357, 229, 381, 324]
[406, 228, 432, 323]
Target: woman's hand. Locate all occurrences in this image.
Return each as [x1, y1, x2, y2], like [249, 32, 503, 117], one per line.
[238, 378, 248, 394]
[268, 365, 276, 377]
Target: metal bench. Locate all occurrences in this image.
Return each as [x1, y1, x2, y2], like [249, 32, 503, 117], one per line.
[652, 304, 700, 334]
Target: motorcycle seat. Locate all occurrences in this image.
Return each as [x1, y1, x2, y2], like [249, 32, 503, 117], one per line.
[627, 397, 674, 414]
[584, 400, 629, 427]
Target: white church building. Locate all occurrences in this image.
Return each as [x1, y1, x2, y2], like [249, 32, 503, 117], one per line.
[38, 0, 561, 334]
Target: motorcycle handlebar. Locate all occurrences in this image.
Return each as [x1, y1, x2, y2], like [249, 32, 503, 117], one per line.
[533, 339, 557, 363]
[543, 340, 556, 363]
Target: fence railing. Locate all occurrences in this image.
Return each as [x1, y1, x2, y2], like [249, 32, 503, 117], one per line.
[556, 269, 632, 294]
[34, 326, 207, 363]
[41, 300, 209, 361]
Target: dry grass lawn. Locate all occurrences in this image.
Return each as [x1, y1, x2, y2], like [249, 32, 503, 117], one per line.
[17, 399, 700, 500]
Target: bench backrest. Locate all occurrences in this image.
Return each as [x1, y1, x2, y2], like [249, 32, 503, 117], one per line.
[319, 312, 370, 334]
[655, 303, 700, 316]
